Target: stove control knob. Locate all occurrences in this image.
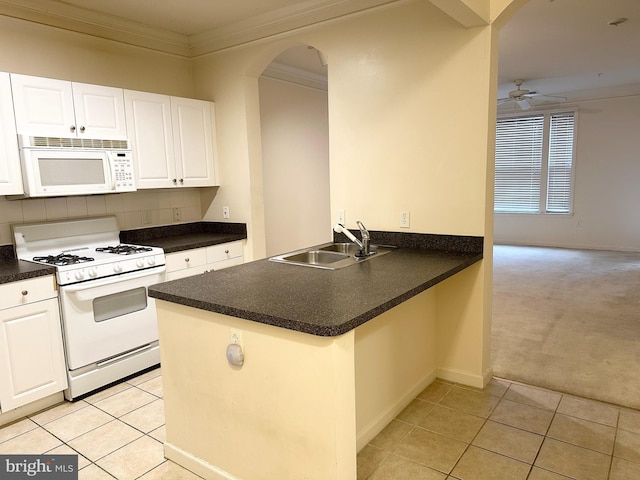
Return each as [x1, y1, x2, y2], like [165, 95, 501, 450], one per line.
[88, 267, 98, 278]
[148, 257, 156, 266]
[136, 259, 145, 268]
[75, 271, 85, 281]
[113, 263, 123, 273]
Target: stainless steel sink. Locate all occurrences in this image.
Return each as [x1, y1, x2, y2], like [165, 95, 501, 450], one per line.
[268, 242, 395, 270]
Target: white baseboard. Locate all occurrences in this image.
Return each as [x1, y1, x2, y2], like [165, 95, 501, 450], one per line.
[356, 368, 436, 452]
[164, 442, 240, 480]
[437, 366, 493, 389]
[0, 392, 64, 427]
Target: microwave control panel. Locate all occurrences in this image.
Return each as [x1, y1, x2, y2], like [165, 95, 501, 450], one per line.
[110, 152, 136, 192]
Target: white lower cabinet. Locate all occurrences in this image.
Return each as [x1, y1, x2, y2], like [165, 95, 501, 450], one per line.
[165, 241, 244, 281]
[0, 277, 68, 412]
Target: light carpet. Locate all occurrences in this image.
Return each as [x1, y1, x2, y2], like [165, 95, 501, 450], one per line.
[492, 245, 640, 410]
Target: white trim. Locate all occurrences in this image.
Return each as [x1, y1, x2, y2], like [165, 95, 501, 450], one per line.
[436, 366, 490, 388]
[164, 442, 240, 480]
[356, 368, 436, 452]
[261, 62, 328, 91]
[0, 392, 64, 427]
[0, 0, 402, 58]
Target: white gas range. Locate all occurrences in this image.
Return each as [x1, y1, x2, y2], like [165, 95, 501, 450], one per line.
[13, 216, 166, 400]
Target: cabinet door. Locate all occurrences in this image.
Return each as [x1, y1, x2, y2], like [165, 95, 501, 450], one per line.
[124, 90, 176, 189]
[10, 74, 76, 137]
[0, 298, 68, 411]
[72, 82, 127, 140]
[0, 72, 23, 195]
[171, 97, 218, 187]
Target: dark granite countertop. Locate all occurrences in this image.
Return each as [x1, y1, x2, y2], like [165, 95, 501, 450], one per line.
[0, 244, 55, 284]
[0, 259, 56, 284]
[120, 222, 247, 253]
[149, 231, 483, 337]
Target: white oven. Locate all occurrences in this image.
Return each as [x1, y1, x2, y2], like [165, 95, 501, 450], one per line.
[13, 216, 166, 400]
[59, 267, 165, 369]
[58, 266, 165, 399]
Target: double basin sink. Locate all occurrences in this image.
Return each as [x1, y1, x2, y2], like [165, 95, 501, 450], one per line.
[268, 242, 395, 270]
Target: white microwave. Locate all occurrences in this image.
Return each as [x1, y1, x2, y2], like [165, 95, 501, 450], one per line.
[18, 136, 136, 197]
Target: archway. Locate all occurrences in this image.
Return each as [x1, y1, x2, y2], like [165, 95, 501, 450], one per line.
[258, 45, 331, 257]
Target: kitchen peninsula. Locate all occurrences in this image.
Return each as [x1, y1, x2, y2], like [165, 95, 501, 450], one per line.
[149, 231, 484, 480]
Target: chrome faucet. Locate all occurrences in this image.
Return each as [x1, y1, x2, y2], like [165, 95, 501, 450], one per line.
[356, 221, 371, 257]
[333, 221, 373, 257]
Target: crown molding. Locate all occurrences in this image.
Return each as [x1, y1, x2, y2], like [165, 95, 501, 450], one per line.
[0, 0, 401, 58]
[189, 0, 400, 57]
[0, 0, 190, 56]
[262, 62, 328, 91]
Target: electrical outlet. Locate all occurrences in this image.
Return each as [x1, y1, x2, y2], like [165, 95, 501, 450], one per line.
[337, 209, 345, 225]
[142, 210, 153, 225]
[230, 329, 243, 346]
[173, 207, 182, 222]
[223, 206, 230, 219]
[400, 211, 410, 228]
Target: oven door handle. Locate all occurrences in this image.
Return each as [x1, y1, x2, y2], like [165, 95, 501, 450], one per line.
[62, 266, 166, 295]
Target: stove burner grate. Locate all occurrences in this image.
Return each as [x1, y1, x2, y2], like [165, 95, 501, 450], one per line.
[33, 254, 95, 266]
[96, 244, 154, 255]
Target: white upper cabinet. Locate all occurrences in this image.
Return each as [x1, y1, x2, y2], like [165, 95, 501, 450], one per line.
[171, 96, 218, 187]
[124, 90, 175, 189]
[125, 90, 218, 189]
[0, 72, 23, 195]
[10, 74, 127, 140]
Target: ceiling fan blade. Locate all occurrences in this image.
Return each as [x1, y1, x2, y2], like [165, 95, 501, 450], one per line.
[531, 94, 567, 102]
[517, 99, 531, 110]
[497, 98, 514, 105]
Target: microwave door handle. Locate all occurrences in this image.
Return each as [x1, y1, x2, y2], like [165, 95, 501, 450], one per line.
[107, 155, 116, 190]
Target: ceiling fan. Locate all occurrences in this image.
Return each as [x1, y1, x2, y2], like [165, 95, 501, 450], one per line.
[498, 79, 566, 110]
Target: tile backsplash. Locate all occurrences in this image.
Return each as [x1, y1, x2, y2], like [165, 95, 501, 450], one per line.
[0, 188, 203, 246]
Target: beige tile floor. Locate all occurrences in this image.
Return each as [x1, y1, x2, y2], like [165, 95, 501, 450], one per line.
[2, 368, 640, 480]
[359, 378, 640, 480]
[0, 367, 203, 480]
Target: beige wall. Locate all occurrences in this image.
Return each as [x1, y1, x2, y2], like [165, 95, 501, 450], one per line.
[195, 2, 497, 245]
[0, 15, 192, 96]
[258, 75, 331, 256]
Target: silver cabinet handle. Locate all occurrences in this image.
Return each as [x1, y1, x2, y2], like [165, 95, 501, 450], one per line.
[179, 178, 184, 184]
[21, 290, 28, 296]
[80, 126, 86, 133]
[172, 178, 177, 184]
[70, 125, 76, 132]
[185, 258, 190, 262]
[225, 250, 229, 254]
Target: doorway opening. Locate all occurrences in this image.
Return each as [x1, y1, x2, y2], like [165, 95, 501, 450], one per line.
[258, 45, 331, 257]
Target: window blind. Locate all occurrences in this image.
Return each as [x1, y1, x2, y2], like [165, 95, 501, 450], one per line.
[494, 115, 544, 213]
[546, 113, 575, 213]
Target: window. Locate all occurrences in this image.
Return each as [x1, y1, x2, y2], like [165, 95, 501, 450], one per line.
[494, 111, 576, 214]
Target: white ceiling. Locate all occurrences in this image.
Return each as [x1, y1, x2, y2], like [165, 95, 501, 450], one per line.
[498, 0, 640, 108]
[1, 0, 638, 105]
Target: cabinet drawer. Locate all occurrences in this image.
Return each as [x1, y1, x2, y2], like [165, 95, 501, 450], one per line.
[208, 257, 244, 271]
[165, 248, 207, 273]
[0, 276, 57, 311]
[206, 241, 243, 264]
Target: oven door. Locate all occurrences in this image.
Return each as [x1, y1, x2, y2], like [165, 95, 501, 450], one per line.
[58, 266, 165, 370]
